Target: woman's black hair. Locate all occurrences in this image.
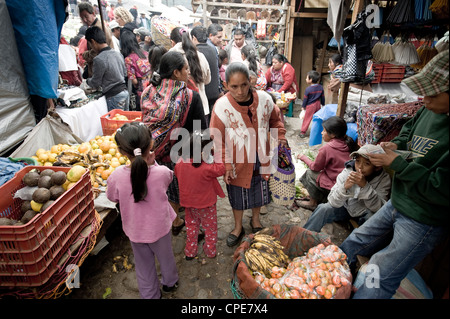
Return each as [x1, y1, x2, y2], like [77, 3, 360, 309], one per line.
[114, 122, 153, 203]
[170, 27, 204, 85]
[120, 30, 146, 59]
[225, 62, 250, 83]
[322, 116, 359, 153]
[330, 53, 343, 66]
[148, 44, 168, 76]
[272, 53, 289, 64]
[150, 50, 186, 86]
[241, 44, 258, 74]
[178, 130, 212, 168]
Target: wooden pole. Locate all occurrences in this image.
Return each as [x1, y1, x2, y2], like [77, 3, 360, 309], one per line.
[286, 0, 295, 61]
[336, 0, 365, 118]
[97, 0, 105, 32]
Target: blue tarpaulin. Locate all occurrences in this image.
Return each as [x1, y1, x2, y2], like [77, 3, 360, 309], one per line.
[5, 0, 67, 99]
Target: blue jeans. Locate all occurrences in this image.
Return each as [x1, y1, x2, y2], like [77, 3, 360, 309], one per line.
[106, 90, 129, 111]
[303, 203, 374, 233]
[340, 200, 448, 299]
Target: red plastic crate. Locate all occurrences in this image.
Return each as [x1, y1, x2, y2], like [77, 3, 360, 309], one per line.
[380, 64, 405, 83]
[100, 109, 142, 136]
[0, 166, 95, 287]
[372, 63, 383, 84]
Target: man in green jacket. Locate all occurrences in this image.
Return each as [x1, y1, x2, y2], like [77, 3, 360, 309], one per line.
[340, 50, 449, 299]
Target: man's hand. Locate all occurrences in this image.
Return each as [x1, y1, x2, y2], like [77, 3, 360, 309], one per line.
[368, 148, 399, 167]
[379, 142, 398, 151]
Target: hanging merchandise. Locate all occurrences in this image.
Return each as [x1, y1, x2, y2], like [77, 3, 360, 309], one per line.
[387, 0, 415, 24]
[265, 41, 278, 66]
[392, 35, 420, 65]
[371, 30, 379, 48]
[435, 31, 449, 53]
[415, 0, 433, 21]
[423, 0, 433, 20]
[256, 20, 267, 39]
[372, 32, 395, 63]
[340, 11, 373, 83]
[408, 33, 420, 49]
[429, 0, 449, 19]
[411, 41, 438, 69]
[328, 37, 344, 48]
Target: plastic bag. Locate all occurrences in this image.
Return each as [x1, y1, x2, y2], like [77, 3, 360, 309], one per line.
[264, 42, 278, 66]
[10, 111, 83, 158]
[254, 243, 352, 299]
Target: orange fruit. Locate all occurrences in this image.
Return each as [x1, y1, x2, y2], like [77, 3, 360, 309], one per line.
[96, 166, 105, 174]
[315, 285, 325, 296]
[101, 169, 111, 180]
[100, 141, 110, 153]
[78, 143, 90, 154]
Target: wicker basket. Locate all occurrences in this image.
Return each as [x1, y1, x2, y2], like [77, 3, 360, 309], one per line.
[151, 16, 177, 51]
[269, 145, 296, 206]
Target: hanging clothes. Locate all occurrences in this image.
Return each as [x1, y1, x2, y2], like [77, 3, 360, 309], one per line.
[327, 0, 352, 51]
[340, 11, 373, 83]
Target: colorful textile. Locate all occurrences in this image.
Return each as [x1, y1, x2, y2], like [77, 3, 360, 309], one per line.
[226, 174, 271, 210]
[141, 79, 194, 161]
[356, 102, 423, 145]
[125, 52, 151, 100]
[184, 205, 218, 258]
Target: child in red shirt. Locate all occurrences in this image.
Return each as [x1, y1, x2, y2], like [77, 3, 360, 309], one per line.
[174, 131, 226, 260]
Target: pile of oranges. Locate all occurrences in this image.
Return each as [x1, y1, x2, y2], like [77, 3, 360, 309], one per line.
[254, 244, 351, 299]
[31, 134, 130, 188]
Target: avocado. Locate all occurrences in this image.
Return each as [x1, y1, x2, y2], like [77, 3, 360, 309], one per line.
[41, 200, 55, 212]
[51, 171, 67, 186]
[23, 171, 40, 187]
[49, 185, 65, 200]
[21, 210, 38, 224]
[32, 188, 51, 203]
[38, 175, 53, 189]
[21, 200, 32, 214]
[0, 217, 14, 226]
[40, 169, 55, 177]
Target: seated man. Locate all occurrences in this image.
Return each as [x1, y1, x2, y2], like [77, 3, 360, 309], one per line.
[303, 144, 391, 233]
[85, 26, 129, 111]
[340, 50, 449, 299]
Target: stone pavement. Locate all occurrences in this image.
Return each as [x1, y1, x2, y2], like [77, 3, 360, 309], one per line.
[66, 102, 352, 299]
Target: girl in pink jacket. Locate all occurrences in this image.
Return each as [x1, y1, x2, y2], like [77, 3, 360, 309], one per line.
[297, 116, 359, 211]
[174, 131, 226, 260]
[107, 122, 179, 299]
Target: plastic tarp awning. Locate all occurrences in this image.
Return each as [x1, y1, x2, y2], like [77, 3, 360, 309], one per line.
[0, 0, 35, 156]
[5, 0, 67, 99]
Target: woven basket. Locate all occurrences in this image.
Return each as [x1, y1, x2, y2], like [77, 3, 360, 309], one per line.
[269, 145, 296, 206]
[151, 16, 176, 51]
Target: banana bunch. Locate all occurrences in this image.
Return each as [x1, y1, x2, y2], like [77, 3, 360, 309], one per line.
[245, 234, 289, 277]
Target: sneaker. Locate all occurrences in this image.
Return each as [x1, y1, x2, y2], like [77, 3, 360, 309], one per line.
[162, 281, 179, 292]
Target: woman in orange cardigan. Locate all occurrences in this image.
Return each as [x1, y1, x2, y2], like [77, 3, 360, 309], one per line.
[265, 54, 298, 94]
[210, 62, 287, 247]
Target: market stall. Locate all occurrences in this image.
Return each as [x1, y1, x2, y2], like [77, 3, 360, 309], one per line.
[191, 0, 292, 57]
[0, 0, 121, 298]
[55, 95, 107, 142]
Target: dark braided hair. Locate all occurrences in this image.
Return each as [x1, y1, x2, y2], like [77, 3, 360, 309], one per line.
[114, 122, 153, 202]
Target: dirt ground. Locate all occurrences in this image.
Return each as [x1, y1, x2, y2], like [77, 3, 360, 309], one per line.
[63, 103, 353, 300]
